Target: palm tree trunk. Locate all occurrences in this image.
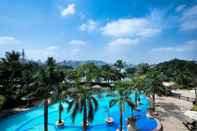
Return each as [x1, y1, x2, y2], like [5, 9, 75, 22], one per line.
[44, 99, 48, 131]
[135, 92, 137, 105]
[152, 93, 155, 112]
[131, 108, 134, 116]
[58, 100, 62, 123]
[120, 103, 123, 131]
[83, 100, 87, 131]
[194, 87, 197, 103]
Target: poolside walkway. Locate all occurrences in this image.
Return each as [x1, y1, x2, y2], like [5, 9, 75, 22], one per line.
[156, 96, 193, 131]
[0, 107, 30, 119]
[172, 89, 196, 99]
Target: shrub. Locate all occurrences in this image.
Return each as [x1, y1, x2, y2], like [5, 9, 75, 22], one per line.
[0, 95, 6, 110]
[192, 104, 197, 111]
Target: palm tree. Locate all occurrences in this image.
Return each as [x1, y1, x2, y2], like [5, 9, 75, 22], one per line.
[114, 59, 125, 72]
[36, 69, 49, 131]
[131, 76, 145, 105]
[67, 85, 98, 131]
[66, 63, 104, 131]
[35, 57, 62, 131]
[114, 59, 126, 80]
[109, 81, 135, 131]
[56, 74, 67, 125]
[144, 71, 166, 112]
[101, 64, 117, 83]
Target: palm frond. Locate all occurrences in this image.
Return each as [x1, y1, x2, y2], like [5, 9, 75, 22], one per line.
[91, 96, 98, 111]
[67, 100, 74, 112]
[71, 102, 79, 123]
[88, 100, 94, 122]
[109, 98, 119, 108]
[80, 97, 85, 113]
[126, 98, 136, 110]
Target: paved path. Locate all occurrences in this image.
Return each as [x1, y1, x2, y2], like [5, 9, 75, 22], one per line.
[172, 89, 196, 99]
[156, 96, 193, 131]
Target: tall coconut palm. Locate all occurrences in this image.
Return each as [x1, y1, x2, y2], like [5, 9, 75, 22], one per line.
[114, 59, 125, 72]
[35, 57, 62, 131]
[56, 73, 67, 125]
[109, 81, 136, 131]
[114, 59, 126, 80]
[36, 69, 49, 131]
[131, 76, 145, 105]
[101, 64, 117, 83]
[144, 71, 166, 112]
[67, 85, 98, 131]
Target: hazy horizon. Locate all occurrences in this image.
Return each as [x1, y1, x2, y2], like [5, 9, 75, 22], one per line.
[1, 49, 196, 65]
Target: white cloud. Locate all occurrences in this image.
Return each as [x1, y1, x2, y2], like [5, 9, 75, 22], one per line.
[102, 10, 164, 63]
[101, 18, 161, 38]
[61, 4, 75, 17]
[79, 20, 97, 32]
[151, 47, 174, 52]
[180, 5, 197, 31]
[0, 36, 18, 45]
[151, 40, 197, 52]
[108, 38, 139, 47]
[26, 46, 59, 61]
[176, 5, 186, 12]
[46, 46, 58, 50]
[68, 40, 86, 46]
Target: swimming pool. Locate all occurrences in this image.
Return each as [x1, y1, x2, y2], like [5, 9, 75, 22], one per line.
[0, 93, 157, 131]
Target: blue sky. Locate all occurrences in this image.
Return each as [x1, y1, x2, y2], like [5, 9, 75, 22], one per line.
[0, 0, 197, 64]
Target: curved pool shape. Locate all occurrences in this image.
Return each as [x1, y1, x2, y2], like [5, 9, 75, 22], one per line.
[0, 94, 157, 131]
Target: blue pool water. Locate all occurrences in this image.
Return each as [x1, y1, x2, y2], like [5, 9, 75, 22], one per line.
[0, 93, 157, 131]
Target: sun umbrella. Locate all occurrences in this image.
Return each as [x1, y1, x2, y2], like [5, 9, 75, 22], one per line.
[184, 110, 197, 121]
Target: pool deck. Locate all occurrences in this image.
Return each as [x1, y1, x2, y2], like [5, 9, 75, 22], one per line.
[156, 96, 193, 131]
[172, 89, 196, 99]
[0, 107, 30, 119]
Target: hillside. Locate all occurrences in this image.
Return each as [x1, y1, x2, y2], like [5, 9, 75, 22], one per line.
[155, 59, 197, 88]
[58, 60, 107, 68]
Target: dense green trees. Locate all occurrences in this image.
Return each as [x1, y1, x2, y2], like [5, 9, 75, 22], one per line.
[0, 51, 23, 98]
[135, 63, 150, 75]
[77, 63, 100, 82]
[101, 64, 122, 83]
[155, 59, 197, 89]
[0, 51, 39, 109]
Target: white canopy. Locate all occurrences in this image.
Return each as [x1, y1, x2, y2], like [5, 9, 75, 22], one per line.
[184, 110, 197, 121]
[92, 85, 102, 89]
[162, 81, 175, 87]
